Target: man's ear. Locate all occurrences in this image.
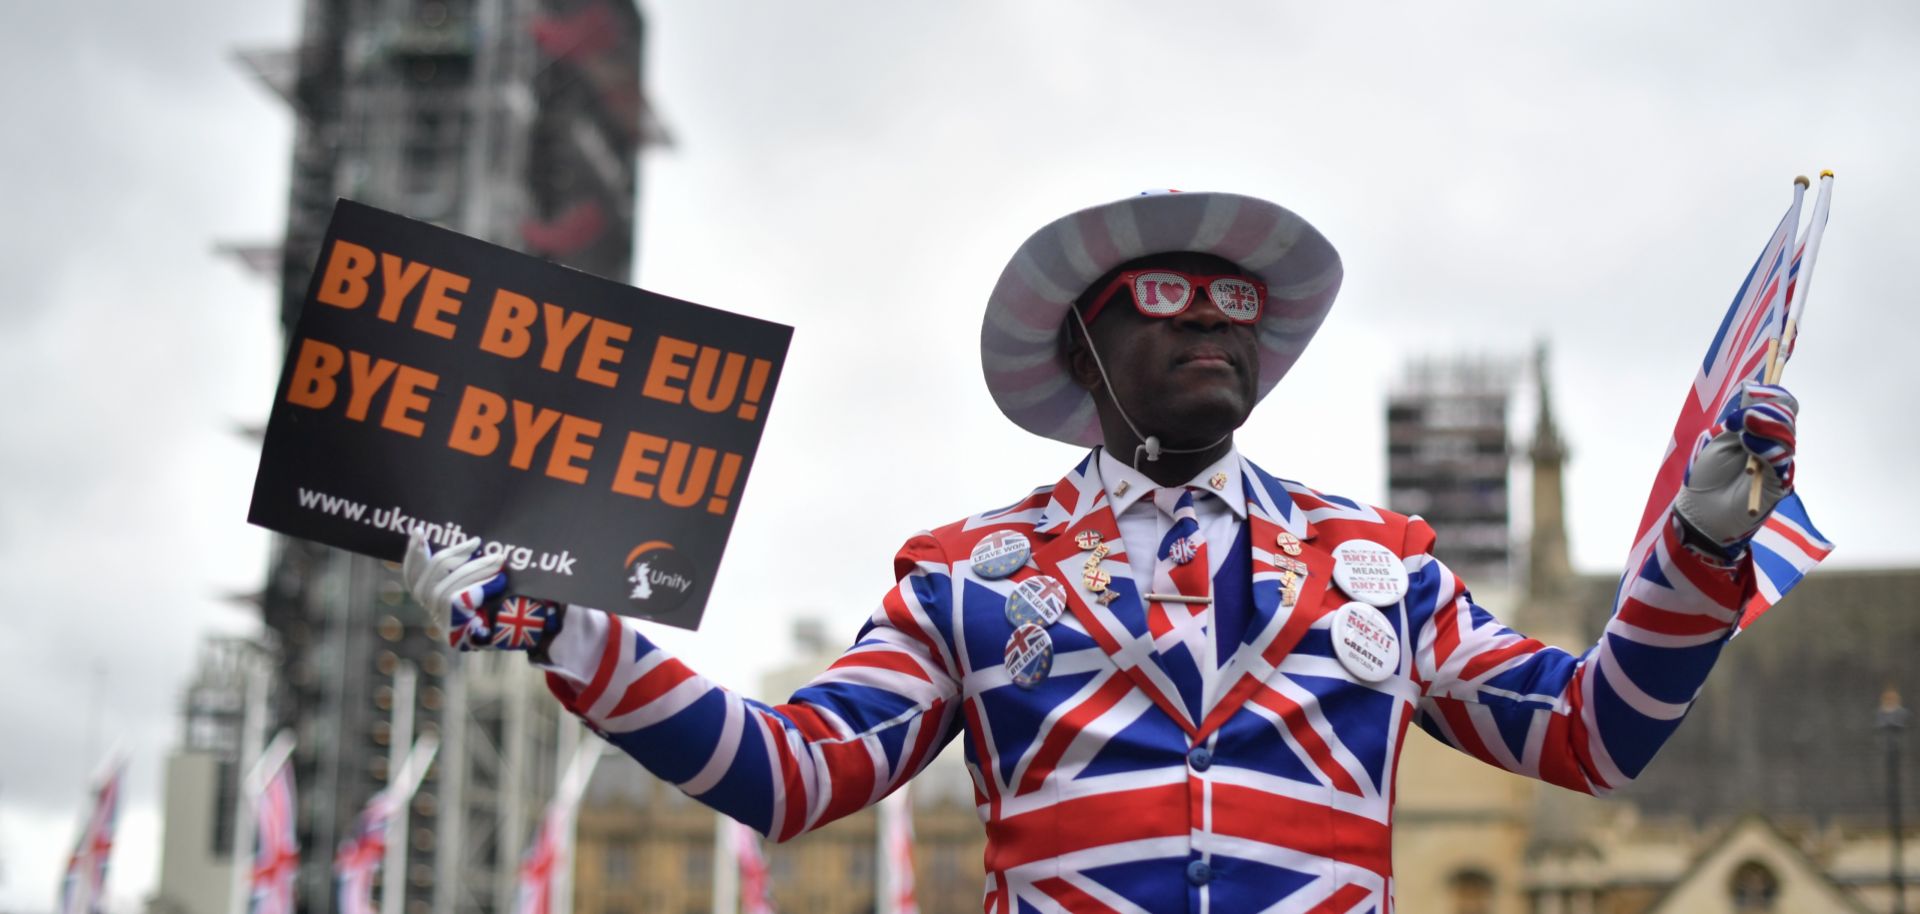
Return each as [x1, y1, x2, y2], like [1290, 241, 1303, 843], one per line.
[1063, 321, 1103, 392]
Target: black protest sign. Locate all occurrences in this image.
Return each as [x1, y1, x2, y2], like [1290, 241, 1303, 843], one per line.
[248, 200, 792, 629]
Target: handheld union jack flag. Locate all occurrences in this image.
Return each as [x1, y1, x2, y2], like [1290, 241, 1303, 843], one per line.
[57, 760, 123, 914]
[1623, 178, 1834, 632]
[250, 756, 301, 914]
[334, 791, 395, 914]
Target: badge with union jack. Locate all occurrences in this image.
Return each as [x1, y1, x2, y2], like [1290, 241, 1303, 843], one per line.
[1166, 536, 1200, 565]
[491, 596, 556, 650]
[1003, 623, 1053, 689]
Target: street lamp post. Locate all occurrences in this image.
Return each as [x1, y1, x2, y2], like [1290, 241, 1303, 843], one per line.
[1882, 687, 1910, 914]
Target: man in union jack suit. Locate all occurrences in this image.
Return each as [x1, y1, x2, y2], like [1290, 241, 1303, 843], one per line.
[406, 191, 1800, 913]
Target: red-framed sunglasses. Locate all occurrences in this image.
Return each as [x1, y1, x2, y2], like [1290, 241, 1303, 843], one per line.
[1082, 269, 1266, 325]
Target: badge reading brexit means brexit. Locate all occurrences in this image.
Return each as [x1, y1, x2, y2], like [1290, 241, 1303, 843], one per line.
[970, 531, 1031, 580]
[1331, 601, 1400, 682]
[1004, 622, 1054, 689]
[1331, 539, 1409, 607]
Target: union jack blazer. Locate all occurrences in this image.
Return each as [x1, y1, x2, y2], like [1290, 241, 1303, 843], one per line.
[535, 451, 1753, 913]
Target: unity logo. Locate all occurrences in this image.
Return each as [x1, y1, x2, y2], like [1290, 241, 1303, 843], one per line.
[624, 541, 696, 613]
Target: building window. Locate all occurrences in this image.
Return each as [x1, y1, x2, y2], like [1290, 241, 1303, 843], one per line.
[1449, 868, 1494, 914]
[685, 846, 711, 884]
[1729, 859, 1779, 911]
[210, 759, 239, 856]
[605, 840, 633, 884]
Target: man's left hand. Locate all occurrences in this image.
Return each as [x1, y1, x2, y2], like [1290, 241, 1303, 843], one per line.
[1675, 381, 1798, 547]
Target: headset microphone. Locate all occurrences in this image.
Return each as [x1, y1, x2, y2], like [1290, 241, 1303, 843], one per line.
[1067, 308, 1229, 470]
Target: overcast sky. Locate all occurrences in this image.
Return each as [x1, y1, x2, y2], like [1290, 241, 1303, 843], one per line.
[4, 2, 1918, 911]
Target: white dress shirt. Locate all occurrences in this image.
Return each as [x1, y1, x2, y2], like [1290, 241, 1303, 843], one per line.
[1095, 445, 1248, 691]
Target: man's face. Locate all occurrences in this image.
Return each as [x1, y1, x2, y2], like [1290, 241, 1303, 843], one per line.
[1068, 251, 1262, 446]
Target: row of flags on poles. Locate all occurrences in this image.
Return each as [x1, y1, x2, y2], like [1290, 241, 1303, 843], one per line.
[727, 785, 920, 914]
[55, 747, 924, 914]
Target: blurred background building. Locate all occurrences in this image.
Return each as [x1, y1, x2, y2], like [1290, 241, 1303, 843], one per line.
[221, 1, 662, 912]
[151, 639, 261, 914]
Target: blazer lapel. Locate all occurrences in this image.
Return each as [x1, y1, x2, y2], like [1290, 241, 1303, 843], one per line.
[1195, 458, 1339, 742]
[1031, 505, 1201, 737]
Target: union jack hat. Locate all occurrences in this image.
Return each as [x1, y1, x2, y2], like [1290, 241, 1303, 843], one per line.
[981, 190, 1342, 446]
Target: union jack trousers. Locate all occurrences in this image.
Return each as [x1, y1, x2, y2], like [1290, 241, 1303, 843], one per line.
[535, 452, 1756, 913]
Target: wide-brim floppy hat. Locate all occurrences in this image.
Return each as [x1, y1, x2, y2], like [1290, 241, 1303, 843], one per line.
[981, 190, 1343, 447]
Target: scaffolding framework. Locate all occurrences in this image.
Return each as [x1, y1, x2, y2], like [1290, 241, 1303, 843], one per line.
[249, 2, 657, 911]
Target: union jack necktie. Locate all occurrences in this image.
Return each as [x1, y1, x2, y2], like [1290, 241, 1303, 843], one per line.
[1148, 487, 1210, 659]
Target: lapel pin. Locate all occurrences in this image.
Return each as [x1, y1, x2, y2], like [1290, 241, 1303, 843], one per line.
[1097, 590, 1120, 605]
[1075, 530, 1103, 550]
[1082, 568, 1111, 593]
[1209, 471, 1228, 491]
[1276, 531, 1303, 556]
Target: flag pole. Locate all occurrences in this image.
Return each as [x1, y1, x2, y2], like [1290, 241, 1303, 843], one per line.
[226, 662, 270, 914]
[553, 717, 579, 914]
[382, 663, 419, 914]
[1774, 169, 1835, 376]
[876, 795, 893, 914]
[551, 725, 601, 914]
[1747, 172, 1833, 513]
[711, 815, 737, 914]
[1742, 175, 1808, 514]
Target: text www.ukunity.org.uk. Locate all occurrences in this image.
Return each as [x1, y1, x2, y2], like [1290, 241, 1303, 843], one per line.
[294, 487, 576, 574]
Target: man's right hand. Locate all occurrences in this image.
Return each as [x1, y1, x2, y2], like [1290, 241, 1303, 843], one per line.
[402, 532, 508, 650]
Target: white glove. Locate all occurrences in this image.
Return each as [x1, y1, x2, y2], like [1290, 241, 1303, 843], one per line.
[402, 532, 506, 649]
[1674, 382, 1798, 547]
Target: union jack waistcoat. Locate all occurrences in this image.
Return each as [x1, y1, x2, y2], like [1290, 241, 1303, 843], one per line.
[535, 451, 1754, 913]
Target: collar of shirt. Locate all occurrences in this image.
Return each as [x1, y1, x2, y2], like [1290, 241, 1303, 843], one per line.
[1096, 446, 1248, 520]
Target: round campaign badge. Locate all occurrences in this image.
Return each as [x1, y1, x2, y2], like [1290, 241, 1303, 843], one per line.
[1004, 623, 1054, 689]
[970, 531, 1031, 580]
[1005, 575, 1068, 627]
[1331, 539, 1409, 607]
[1331, 601, 1400, 683]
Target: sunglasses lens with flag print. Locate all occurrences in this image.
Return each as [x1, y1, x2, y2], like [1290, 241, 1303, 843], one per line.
[1084, 269, 1266, 324]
